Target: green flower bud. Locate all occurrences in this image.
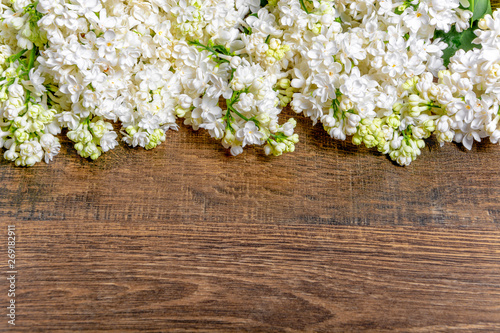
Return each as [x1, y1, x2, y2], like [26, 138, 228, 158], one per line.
[275, 50, 285, 60]
[27, 104, 44, 118]
[392, 103, 403, 113]
[0, 86, 8, 101]
[278, 78, 291, 89]
[280, 96, 291, 106]
[403, 143, 413, 154]
[83, 142, 99, 157]
[175, 106, 187, 117]
[358, 125, 368, 136]
[223, 129, 235, 145]
[74, 142, 84, 152]
[14, 130, 28, 143]
[361, 118, 371, 126]
[311, 24, 321, 34]
[363, 134, 377, 148]
[90, 152, 101, 160]
[79, 129, 93, 143]
[155, 129, 166, 142]
[38, 109, 54, 123]
[387, 114, 400, 129]
[352, 134, 363, 145]
[423, 119, 435, 132]
[125, 126, 137, 136]
[90, 120, 108, 138]
[31, 120, 44, 132]
[13, 116, 26, 129]
[256, 113, 271, 126]
[438, 70, 450, 79]
[373, 118, 382, 127]
[145, 141, 158, 150]
[402, 80, 414, 91]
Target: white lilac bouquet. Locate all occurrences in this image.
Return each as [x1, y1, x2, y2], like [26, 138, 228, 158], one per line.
[0, 0, 498, 166]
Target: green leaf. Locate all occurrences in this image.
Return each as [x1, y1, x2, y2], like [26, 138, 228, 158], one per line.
[435, 0, 492, 67]
[459, 0, 471, 10]
[299, 0, 310, 14]
[434, 27, 481, 67]
[242, 26, 252, 35]
[212, 45, 231, 55]
[471, 0, 492, 23]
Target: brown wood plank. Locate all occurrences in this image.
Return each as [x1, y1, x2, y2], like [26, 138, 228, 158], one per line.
[1, 222, 499, 332]
[1, 112, 500, 228]
[1, 109, 500, 331]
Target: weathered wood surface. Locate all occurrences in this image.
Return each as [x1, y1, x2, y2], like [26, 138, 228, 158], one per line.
[2, 3, 500, 331]
[7, 223, 500, 332]
[1, 108, 500, 332]
[2, 110, 500, 228]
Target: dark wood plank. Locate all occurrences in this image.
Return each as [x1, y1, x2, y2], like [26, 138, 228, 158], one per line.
[2, 222, 500, 332]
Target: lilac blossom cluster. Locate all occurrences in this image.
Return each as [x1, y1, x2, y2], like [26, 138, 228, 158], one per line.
[0, 0, 499, 166]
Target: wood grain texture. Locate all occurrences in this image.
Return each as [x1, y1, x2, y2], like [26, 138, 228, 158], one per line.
[4, 223, 500, 332]
[1, 108, 500, 332]
[2, 3, 500, 331]
[2, 110, 500, 228]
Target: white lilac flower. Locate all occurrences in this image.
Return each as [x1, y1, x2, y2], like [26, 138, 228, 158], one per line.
[100, 131, 118, 152]
[39, 133, 61, 163]
[236, 121, 264, 147]
[1, 0, 500, 166]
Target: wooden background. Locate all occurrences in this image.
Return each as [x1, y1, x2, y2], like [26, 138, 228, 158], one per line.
[2, 4, 500, 332]
[1, 108, 500, 332]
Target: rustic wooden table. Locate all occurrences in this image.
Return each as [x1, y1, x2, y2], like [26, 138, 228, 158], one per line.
[2, 2, 500, 332]
[2, 108, 500, 332]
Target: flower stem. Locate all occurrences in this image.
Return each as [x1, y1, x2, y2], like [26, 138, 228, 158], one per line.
[299, 0, 310, 14]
